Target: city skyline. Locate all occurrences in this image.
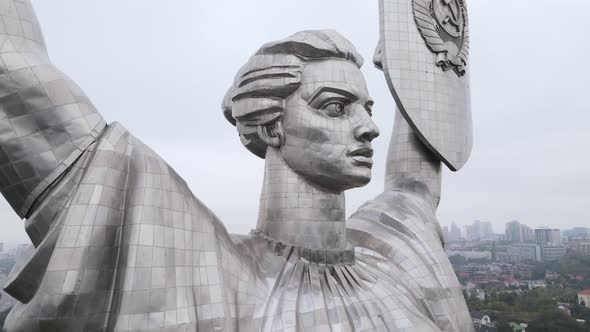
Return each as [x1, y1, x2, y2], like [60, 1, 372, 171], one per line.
[442, 220, 589, 233]
[442, 220, 589, 239]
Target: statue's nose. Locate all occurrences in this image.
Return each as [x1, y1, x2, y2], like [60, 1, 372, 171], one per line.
[354, 124, 380, 143]
[373, 39, 384, 71]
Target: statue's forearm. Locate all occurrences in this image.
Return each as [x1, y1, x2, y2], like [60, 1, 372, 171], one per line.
[0, 0, 47, 53]
[0, 0, 106, 218]
[385, 109, 442, 207]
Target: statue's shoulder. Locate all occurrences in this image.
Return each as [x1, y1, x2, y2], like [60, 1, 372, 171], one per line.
[346, 188, 472, 332]
[346, 187, 442, 253]
[348, 186, 437, 225]
[95, 121, 239, 251]
[99, 122, 203, 199]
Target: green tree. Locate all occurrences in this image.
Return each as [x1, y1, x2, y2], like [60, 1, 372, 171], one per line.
[498, 292, 517, 306]
[496, 321, 513, 332]
[527, 309, 589, 332]
[571, 303, 590, 324]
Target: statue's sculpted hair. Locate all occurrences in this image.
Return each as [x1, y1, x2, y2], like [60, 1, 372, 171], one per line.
[223, 30, 364, 158]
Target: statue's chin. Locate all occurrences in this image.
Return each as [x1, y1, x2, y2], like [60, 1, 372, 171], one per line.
[342, 164, 373, 188]
[346, 173, 372, 189]
[300, 171, 372, 194]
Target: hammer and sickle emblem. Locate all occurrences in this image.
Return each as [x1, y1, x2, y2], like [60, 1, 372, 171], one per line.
[441, 0, 462, 33]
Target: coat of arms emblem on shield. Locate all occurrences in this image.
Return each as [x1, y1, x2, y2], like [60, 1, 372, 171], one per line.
[413, 0, 470, 76]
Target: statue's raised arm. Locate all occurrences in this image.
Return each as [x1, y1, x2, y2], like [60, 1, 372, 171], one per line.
[377, 0, 472, 205]
[346, 0, 474, 330]
[0, 0, 105, 218]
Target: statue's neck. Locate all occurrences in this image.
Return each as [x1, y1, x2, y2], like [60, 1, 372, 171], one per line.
[256, 148, 347, 250]
[386, 109, 442, 208]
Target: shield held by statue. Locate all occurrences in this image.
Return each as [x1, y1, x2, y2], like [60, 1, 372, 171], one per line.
[378, 0, 473, 171]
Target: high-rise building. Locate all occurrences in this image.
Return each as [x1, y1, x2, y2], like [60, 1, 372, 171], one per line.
[505, 221, 534, 243]
[509, 243, 542, 262]
[463, 224, 473, 241]
[496, 243, 542, 263]
[505, 221, 522, 242]
[482, 221, 493, 238]
[541, 243, 567, 261]
[535, 228, 561, 245]
[569, 242, 590, 255]
[448, 222, 462, 243]
[467, 220, 493, 241]
[521, 225, 535, 242]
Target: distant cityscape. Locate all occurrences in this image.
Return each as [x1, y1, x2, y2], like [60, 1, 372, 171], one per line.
[442, 221, 590, 331]
[443, 220, 590, 263]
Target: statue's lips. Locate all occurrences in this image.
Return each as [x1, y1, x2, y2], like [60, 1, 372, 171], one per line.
[348, 147, 374, 168]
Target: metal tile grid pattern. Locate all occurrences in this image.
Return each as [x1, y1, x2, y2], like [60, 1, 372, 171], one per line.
[2, 123, 464, 332]
[0, 0, 106, 218]
[224, 30, 378, 251]
[106, 124, 237, 331]
[0, 1, 476, 331]
[348, 187, 475, 331]
[257, 135, 347, 250]
[232, 231, 446, 331]
[3, 123, 244, 331]
[380, 0, 472, 171]
[385, 109, 442, 203]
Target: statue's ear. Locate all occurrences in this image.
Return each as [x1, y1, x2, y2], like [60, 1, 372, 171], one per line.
[257, 121, 285, 149]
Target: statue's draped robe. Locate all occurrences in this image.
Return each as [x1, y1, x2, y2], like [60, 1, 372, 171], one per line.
[1, 122, 473, 331]
[0, 2, 472, 330]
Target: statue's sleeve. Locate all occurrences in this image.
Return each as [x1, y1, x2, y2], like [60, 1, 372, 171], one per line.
[0, 0, 106, 218]
[347, 190, 474, 331]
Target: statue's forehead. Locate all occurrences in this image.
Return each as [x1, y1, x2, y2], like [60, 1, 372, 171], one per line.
[299, 60, 369, 98]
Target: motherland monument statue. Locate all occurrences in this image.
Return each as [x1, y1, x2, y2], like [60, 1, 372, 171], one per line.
[0, 0, 474, 331]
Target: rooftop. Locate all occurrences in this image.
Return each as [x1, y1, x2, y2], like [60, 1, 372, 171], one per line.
[471, 311, 489, 319]
[579, 290, 590, 296]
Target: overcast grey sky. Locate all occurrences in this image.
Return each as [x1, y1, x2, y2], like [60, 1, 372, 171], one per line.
[1, 0, 588, 243]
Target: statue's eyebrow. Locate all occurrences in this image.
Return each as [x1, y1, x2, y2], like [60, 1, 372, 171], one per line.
[307, 86, 359, 105]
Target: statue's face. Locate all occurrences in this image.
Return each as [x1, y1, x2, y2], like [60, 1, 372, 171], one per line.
[279, 59, 379, 193]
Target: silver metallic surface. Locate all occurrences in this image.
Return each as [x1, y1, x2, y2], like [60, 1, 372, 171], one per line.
[377, 0, 472, 171]
[1, 1, 473, 331]
[0, 0, 106, 219]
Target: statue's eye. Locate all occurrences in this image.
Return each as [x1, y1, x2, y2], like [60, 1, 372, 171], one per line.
[322, 101, 347, 118]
